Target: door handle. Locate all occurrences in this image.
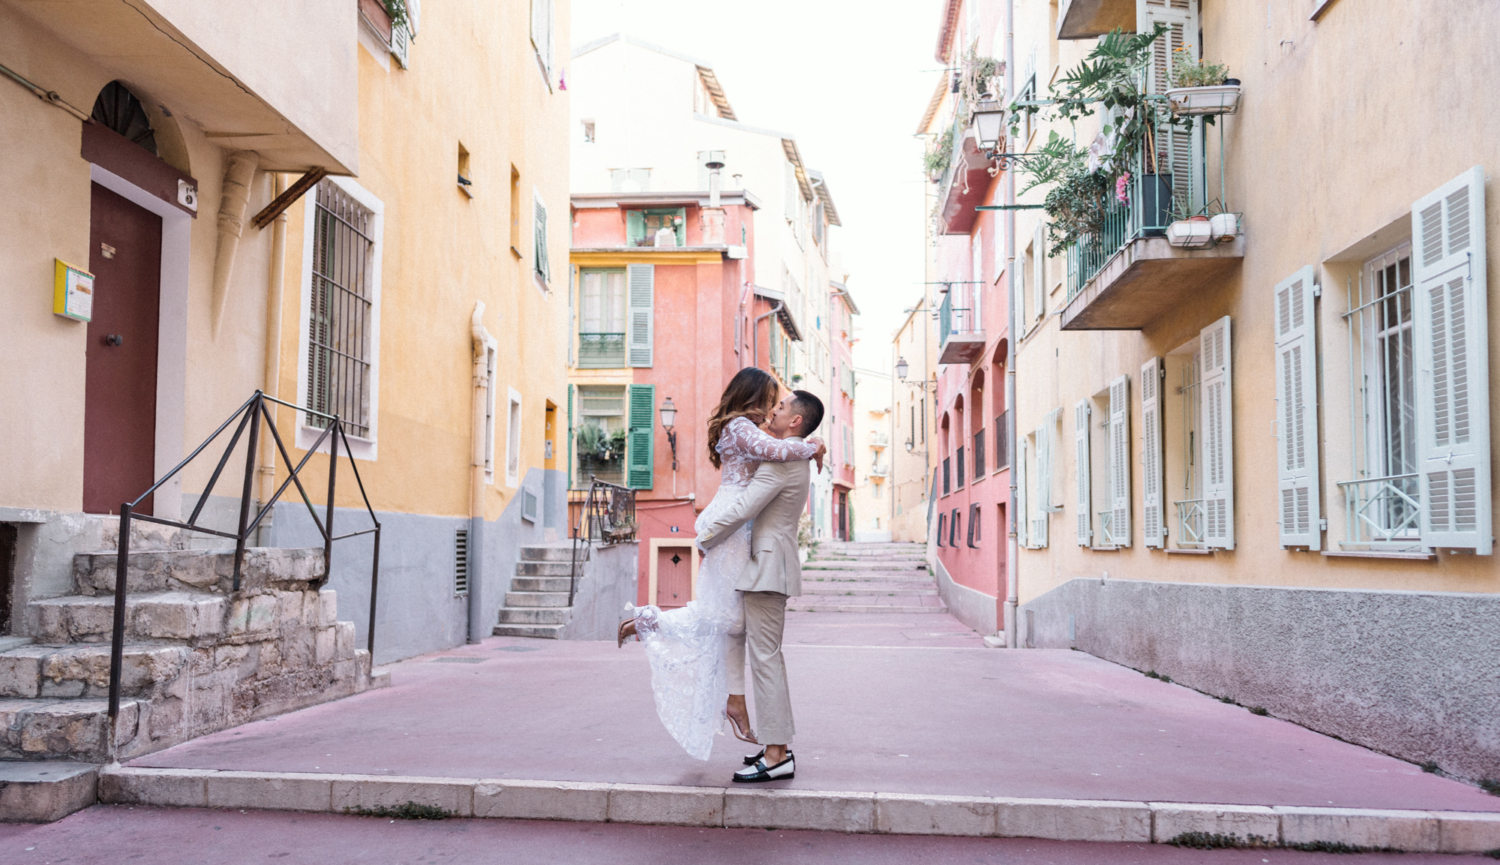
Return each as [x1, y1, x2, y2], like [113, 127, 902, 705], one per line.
[105, 334, 124, 347]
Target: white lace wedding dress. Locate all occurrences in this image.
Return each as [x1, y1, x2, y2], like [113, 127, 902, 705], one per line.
[632, 417, 818, 760]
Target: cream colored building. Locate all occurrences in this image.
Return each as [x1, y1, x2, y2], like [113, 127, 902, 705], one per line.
[1004, 0, 1500, 781]
[0, 0, 571, 663]
[890, 301, 937, 543]
[850, 365, 894, 542]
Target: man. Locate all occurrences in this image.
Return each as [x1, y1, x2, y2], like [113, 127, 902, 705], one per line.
[697, 389, 825, 783]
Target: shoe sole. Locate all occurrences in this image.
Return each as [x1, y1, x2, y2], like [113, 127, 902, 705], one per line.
[731, 772, 794, 783]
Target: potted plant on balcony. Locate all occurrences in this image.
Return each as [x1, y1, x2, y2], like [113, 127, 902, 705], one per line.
[923, 125, 955, 183]
[1165, 48, 1240, 117]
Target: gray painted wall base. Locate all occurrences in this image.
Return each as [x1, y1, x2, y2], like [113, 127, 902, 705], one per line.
[559, 542, 639, 640]
[1021, 578, 1500, 784]
[933, 557, 998, 636]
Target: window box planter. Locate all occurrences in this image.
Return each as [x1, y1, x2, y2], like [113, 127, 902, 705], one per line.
[1166, 216, 1214, 249]
[1165, 84, 1242, 117]
[1208, 212, 1240, 243]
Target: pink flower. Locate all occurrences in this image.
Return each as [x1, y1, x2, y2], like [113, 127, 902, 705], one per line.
[1115, 173, 1131, 205]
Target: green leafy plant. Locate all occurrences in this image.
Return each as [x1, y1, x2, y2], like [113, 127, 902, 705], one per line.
[959, 43, 1004, 118]
[1420, 761, 1440, 774]
[382, 0, 410, 30]
[1169, 46, 1229, 88]
[923, 125, 956, 180]
[1249, 706, 1269, 716]
[1168, 832, 1272, 849]
[576, 424, 603, 456]
[1019, 133, 1114, 255]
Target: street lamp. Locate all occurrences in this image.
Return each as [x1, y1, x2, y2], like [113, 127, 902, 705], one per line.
[895, 356, 909, 381]
[659, 397, 678, 470]
[973, 98, 1006, 152]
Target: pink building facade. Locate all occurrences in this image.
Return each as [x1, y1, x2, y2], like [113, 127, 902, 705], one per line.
[829, 283, 859, 539]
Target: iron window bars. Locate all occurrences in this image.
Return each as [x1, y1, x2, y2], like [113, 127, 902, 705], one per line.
[308, 183, 375, 438]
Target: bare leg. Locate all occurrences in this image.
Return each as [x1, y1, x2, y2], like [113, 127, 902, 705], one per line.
[764, 744, 787, 765]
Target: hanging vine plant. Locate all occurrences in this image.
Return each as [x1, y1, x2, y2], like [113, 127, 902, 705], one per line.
[959, 44, 1005, 117]
[922, 124, 956, 181]
[382, 0, 410, 31]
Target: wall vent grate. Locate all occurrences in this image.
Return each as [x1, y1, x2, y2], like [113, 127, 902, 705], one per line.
[455, 528, 469, 594]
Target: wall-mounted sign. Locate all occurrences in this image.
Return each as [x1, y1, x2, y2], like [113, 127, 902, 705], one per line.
[53, 259, 94, 322]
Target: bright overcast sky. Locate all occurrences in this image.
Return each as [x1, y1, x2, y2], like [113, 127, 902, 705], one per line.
[570, 0, 945, 373]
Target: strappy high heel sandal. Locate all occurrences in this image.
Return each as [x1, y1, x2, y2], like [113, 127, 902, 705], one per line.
[724, 709, 758, 745]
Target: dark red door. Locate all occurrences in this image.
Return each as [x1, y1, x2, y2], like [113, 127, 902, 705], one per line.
[84, 183, 161, 515]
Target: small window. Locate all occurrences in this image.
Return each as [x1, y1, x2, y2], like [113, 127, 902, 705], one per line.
[581, 120, 595, 144]
[457, 143, 473, 197]
[578, 269, 627, 368]
[506, 389, 523, 488]
[509, 167, 522, 255]
[533, 193, 550, 286]
[949, 508, 961, 546]
[937, 513, 946, 547]
[574, 385, 627, 487]
[968, 504, 982, 547]
[304, 180, 380, 443]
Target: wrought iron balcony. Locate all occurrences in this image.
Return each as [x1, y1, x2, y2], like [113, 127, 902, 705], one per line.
[938, 291, 986, 365]
[577, 332, 626, 368]
[1059, 107, 1244, 331]
[869, 431, 890, 449]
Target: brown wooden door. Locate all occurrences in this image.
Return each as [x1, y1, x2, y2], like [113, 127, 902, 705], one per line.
[655, 546, 692, 610]
[84, 183, 161, 515]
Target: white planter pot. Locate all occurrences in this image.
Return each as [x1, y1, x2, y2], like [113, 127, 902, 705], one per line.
[1166, 219, 1214, 249]
[1208, 212, 1240, 242]
[1165, 84, 1242, 117]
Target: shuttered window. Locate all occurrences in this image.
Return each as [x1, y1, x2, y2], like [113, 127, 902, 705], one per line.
[579, 269, 627, 368]
[1412, 166, 1490, 553]
[1200, 316, 1235, 549]
[1074, 400, 1092, 546]
[1141, 0, 1202, 216]
[1032, 222, 1046, 323]
[1015, 438, 1030, 548]
[1106, 377, 1131, 547]
[1032, 412, 1057, 548]
[1141, 358, 1165, 548]
[627, 263, 654, 367]
[530, 0, 554, 73]
[1274, 267, 1321, 549]
[533, 198, 550, 284]
[937, 512, 946, 547]
[625, 383, 655, 490]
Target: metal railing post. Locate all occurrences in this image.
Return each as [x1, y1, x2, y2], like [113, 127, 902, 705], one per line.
[367, 523, 380, 656]
[325, 419, 339, 577]
[232, 394, 262, 592]
[107, 502, 132, 748]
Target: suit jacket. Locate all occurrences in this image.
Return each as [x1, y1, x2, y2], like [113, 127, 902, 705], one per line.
[697, 439, 810, 597]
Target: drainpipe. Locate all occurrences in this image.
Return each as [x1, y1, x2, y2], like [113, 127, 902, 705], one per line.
[752, 300, 783, 372]
[212, 150, 261, 338]
[257, 173, 288, 546]
[1003, 0, 1020, 648]
[469, 303, 495, 643]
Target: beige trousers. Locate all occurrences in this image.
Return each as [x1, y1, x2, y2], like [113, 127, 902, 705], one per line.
[727, 591, 793, 745]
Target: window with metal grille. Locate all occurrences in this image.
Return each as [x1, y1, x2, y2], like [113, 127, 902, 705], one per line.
[994, 410, 1010, 470]
[955, 445, 965, 490]
[307, 182, 375, 437]
[936, 512, 946, 546]
[454, 528, 470, 594]
[973, 430, 986, 478]
[967, 503, 982, 548]
[578, 268, 627, 368]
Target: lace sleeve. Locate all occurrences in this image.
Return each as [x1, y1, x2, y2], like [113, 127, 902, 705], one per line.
[717, 416, 819, 462]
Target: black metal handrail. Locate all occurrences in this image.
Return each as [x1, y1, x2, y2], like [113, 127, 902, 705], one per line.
[107, 390, 381, 740]
[568, 476, 636, 606]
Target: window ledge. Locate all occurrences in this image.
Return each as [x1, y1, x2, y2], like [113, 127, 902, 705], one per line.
[1165, 548, 1214, 555]
[1088, 545, 1123, 552]
[1323, 550, 1436, 561]
[296, 424, 377, 462]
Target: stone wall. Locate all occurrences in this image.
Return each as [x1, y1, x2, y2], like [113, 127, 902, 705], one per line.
[1020, 578, 1500, 784]
[560, 542, 639, 641]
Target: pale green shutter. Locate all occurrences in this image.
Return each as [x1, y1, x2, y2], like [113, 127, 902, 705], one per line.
[626, 211, 646, 246]
[1201, 316, 1235, 549]
[1412, 166, 1491, 553]
[534, 200, 550, 283]
[1274, 267, 1321, 550]
[1016, 438, 1030, 548]
[627, 263, 654, 367]
[1141, 358, 1165, 548]
[625, 383, 655, 490]
[1141, 0, 1202, 215]
[1109, 376, 1131, 546]
[1075, 400, 1091, 546]
[1033, 417, 1051, 548]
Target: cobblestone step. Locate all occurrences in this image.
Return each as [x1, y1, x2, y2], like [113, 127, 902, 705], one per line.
[514, 561, 573, 577]
[29, 592, 234, 644]
[72, 547, 324, 597]
[496, 607, 570, 625]
[804, 572, 932, 582]
[804, 561, 927, 571]
[519, 545, 585, 564]
[0, 643, 190, 699]
[492, 623, 565, 639]
[0, 697, 140, 763]
[503, 591, 571, 609]
[510, 576, 572, 593]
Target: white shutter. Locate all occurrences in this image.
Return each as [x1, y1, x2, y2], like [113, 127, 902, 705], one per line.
[390, 21, 411, 67]
[534, 199, 550, 282]
[1033, 222, 1046, 322]
[1014, 262, 1028, 336]
[1016, 438, 1030, 548]
[1141, 358, 1165, 548]
[1412, 166, 1491, 553]
[1141, 0, 1202, 214]
[1200, 316, 1235, 549]
[1033, 426, 1050, 548]
[1108, 375, 1131, 546]
[1075, 400, 1092, 546]
[627, 263, 654, 367]
[1274, 266, 1321, 550]
[971, 236, 984, 333]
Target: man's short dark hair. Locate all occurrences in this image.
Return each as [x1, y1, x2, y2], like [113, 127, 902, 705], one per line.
[788, 390, 824, 437]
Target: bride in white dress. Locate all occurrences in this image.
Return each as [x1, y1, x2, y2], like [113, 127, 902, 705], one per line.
[617, 369, 823, 760]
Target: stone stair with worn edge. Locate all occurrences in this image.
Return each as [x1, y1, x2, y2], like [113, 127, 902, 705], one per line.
[96, 765, 1500, 852]
[792, 542, 945, 614]
[494, 544, 587, 639]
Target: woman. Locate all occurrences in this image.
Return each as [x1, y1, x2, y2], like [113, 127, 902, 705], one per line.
[618, 368, 823, 761]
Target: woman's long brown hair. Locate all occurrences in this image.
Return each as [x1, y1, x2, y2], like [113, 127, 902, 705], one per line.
[705, 367, 779, 469]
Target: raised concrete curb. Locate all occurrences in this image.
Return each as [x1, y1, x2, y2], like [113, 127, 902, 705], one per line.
[98, 767, 1500, 851]
[0, 762, 99, 822]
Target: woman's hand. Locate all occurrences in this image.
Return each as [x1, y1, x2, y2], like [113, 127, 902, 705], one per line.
[807, 437, 827, 473]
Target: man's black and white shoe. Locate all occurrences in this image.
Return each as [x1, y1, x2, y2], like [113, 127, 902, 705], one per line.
[733, 754, 794, 783]
[742, 748, 793, 766]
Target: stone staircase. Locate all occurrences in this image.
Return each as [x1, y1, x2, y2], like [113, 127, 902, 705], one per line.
[493, 544, 585, 639]
[790, 541, 946, 614]
[0, 528, 376, 765]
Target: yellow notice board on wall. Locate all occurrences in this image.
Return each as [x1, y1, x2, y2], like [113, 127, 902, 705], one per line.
[54, 259, 94, 322]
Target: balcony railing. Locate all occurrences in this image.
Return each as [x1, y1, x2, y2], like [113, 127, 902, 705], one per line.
[1096, 511, 1126, 547]
[1337, 474, 1423, 550]
[938, 292, 986, 365]
[577, 332, 626, 368]
[870, 431, 890, 449]
[1060, 99, 1243, 331]
[1174, 499, 1206, 549]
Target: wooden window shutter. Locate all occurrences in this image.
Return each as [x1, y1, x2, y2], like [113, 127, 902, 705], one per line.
[625, 383, 655, 490]
[1141, 0, 1203, 215]
[1016, 438, 1029, 548]
[1032, 222, 1046, 322]
[390, 21, 411, 68]
[1200, 316, 1235, 549]
[566, 383, 574, 489]
[1412, 166, 1491, 553]
[1032, 420, 1050, 548]
[1141, 358, 1165, 548]
[1074, 400, 1092, 546]
[1109, 376, 1132, 546]
[626, 211, 646, 246]
[534, 200, 549, 282]
[627, 263, 654, 367]
[1274, 267, 1321, 550]
[1013, 262, 1028, 336]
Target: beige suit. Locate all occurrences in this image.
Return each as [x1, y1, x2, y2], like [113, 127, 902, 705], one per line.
[698, 443, 809, 745]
